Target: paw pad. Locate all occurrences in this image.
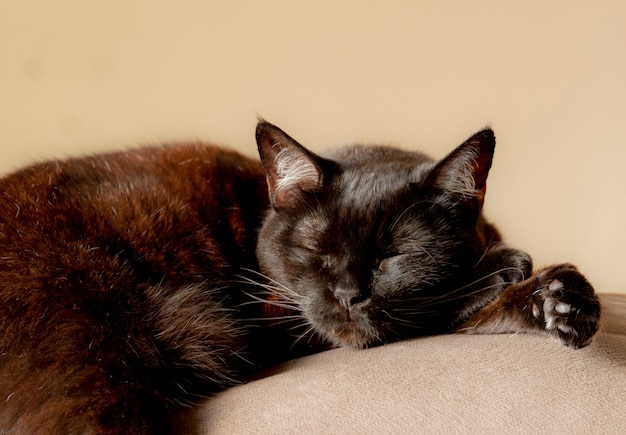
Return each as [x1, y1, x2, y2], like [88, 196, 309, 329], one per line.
[554, 302, 571, 314]
[532, 266, 600, 348]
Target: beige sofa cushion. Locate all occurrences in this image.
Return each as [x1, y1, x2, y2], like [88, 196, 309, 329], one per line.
[176, 294, 626, 434]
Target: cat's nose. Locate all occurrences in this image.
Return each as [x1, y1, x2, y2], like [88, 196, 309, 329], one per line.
[332, 287, 366, 309]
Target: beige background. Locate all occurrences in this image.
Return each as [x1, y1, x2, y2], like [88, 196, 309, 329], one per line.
[1, 0, 624, 294]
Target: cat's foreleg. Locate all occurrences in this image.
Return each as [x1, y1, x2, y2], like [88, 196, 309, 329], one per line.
[456, 263, 600, 348]
[454, 245, 532, 323]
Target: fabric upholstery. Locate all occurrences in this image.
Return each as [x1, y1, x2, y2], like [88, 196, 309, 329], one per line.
[175, 294, 626, 434]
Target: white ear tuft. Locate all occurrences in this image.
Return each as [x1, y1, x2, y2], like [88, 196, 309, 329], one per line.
[256, 121, 324, 209]
[434, 147, 481, 199]
[273, 146, 321, 198]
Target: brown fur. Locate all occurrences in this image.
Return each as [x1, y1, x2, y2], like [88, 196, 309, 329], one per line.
[0, 144, 270, 433]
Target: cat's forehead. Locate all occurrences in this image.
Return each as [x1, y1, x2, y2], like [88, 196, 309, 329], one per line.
[339, 167, 410, 196]
[292, 145, 438, 236]
[293, 212, 329, 240]
[332, 159, 434, 211]
[326, 144, 434, 197]
[322, 144, 432, 167]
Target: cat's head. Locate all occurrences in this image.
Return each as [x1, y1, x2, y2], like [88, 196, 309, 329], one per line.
[255, 121, 495, 348]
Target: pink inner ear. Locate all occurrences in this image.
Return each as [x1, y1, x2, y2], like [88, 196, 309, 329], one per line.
[469, 140, 494, 192]
[477, 183, 486, 208]
[424, 129, 495, 203]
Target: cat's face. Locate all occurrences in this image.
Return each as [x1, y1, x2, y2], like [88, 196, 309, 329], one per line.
[255, 122, 495, 348]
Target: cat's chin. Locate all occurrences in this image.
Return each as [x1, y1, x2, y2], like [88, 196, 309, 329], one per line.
[321, 323, 382, 349]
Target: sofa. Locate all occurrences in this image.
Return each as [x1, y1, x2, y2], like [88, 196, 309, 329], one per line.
[173, 293, 626, 434]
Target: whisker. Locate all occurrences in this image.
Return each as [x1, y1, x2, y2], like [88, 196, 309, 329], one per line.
[287, 321, 312, 332]
[396, 279, 518, 310]
[417, 245, 438, 265]
[472, 236, 501, 268]
[233, 277, 299, 301]
[382, 309, 435, 326]
[389, 199, 438, 232]
[238, 291, 300, 311]
[245, 316, 306, 326]
[233, 270, 305, 311]
[238, 268, 300, 297]
[290, 324, 318, 349]
[399, 266, 525, 305]
[245, 314, 305, 321]
[445, 266, 525, 295]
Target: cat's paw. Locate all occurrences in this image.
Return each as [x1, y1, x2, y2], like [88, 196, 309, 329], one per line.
[530, 264, 600, 348]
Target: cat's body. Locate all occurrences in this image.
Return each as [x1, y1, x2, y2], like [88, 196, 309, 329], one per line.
[0, 122, 599, 433]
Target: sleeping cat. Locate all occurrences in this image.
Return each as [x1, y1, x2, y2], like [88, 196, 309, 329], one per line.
[0, 121, 599, 433]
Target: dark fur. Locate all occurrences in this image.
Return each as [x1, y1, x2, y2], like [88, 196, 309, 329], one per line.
[0, 122, 600, 433]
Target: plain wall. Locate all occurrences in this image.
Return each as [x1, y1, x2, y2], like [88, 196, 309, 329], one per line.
[1, 0, 625, 294]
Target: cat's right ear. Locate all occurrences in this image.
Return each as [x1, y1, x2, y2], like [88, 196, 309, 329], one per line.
[256, 120, 325, 209]
[424, 128, 496, 209]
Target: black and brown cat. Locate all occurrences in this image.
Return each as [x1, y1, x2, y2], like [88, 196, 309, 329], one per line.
[0, 121, 599, 433]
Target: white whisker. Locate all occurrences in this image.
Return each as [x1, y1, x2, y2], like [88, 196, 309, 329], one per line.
[400, 266, 525, 306]
[231, 270, 314, 344]
[245, 315, 307, 325]
[389, 199, 438, 232]
[290, 324, 318, 349]
[238, 291, 300, 311]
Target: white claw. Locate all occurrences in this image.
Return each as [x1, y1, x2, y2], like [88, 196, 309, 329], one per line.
[532, 303, 541, 319]
[549, 279, 564, 291]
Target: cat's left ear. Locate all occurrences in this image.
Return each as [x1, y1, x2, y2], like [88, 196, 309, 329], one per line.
[256, 120, 326, 209]
[425, 128, 495, 208]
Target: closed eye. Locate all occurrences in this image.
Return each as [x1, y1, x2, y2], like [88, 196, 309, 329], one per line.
[294, 246, 332, 269]
[377, 249, 437, 272]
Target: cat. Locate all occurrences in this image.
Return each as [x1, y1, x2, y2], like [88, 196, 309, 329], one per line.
[0, 120, 600, 434]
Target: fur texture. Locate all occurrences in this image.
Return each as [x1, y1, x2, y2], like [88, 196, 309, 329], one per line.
[0, 122, 600, 433]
